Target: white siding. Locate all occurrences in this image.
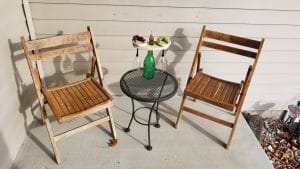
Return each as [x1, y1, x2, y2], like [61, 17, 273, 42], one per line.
[0, 1, 34, 169]
[28, 0, 300, 111]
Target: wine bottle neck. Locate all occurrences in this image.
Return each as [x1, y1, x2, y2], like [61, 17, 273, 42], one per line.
[147, 50, 154, 55]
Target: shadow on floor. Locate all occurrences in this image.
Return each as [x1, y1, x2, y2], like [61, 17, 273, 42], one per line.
[0, 132, 12, 169]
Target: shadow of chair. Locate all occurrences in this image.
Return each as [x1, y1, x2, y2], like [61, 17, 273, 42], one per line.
[20, 26, 118, 164]
[8, 38, 56, 162]
[175, 25, 265, 149]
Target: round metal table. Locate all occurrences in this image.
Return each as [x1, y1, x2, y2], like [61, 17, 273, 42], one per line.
[120, 68, 178, 150]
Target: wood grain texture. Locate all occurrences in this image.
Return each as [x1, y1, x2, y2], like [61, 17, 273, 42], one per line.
[21, 27, 118, 164]
[182, 106, 234, 128]
[176, 26, 264, 149]
[27, 31, 91, 50]
[185, 72, 241, 111]
[204, 29, 261, 49]
[43, 78, 111, 123]
[201, 41, 257, 59]
[30, 43, 93, 61]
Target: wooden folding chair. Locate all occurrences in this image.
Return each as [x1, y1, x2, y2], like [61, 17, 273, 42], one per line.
[175, 25, 264, 149]
[21, 26, 118, 164]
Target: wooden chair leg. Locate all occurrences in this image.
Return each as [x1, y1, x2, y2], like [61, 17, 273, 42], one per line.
[226, 109, 242, 149]
[106, 107, 117, 140]
[226, 124, 237, 149]
[43, 111, 61, 164]
[175, 94, 187, 128]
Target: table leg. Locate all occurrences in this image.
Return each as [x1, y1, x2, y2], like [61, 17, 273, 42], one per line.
[145, 102, 157, 151]
[124, 99, 136, 132]
[154, 102, 160, 128]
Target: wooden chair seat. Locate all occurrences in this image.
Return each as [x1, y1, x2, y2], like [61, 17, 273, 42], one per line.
[43, 78, 112, 123]
[185, 72, 241, 111]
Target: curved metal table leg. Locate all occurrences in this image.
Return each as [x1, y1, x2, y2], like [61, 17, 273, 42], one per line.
[124, 99, 136, 132]
[145, 102, 157, 151]
[124, 99, 162, 151]
[154, 102, 160, 128]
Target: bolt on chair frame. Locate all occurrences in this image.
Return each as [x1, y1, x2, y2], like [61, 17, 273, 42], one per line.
[175, 25, 265, 149]
[21, 26, 118, 164]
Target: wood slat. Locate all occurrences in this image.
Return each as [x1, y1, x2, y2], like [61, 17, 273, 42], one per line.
[80, 81, 99, 105]
[26, 31, 91, 50]
[43, 78, 112, 122]
[194, 74, 210, 94]
[233, 83, 243, 104]
[69, 85, 90, 109]
[86, 80, 105, 103]
[212, 81, 224, 98]
[228, 85, 240, 104]
[225, 84, 236, 104]
[54, 116, 110, 142]
[189, 73, 204, 91]
[30, 43, 93, 61]
[219, 82, 230, 103]
[204, 29, 261, 49]
[47, 78, 90, 91]
[52, 90, 70, 116]
[223, 84, 234, 103]
[76, 84, 95, 107]
[65, 87, 85, 111]
[208, 80, 220, 98]
[96, 88, 109, 103]
[201, 41, 257, 59]
[186, 72, 241, 110]
[183, 106, 234, 128]
[200, 77, 212, 96]
[60, 101, 111, 123]
[216, 82, 227, 102]
[204, 78, 218, 98]
[90, 78, 113, 100]
[42, 88, 63, 120]
[56, 89, 75, 114]
[212, 82, 223, 100]
[232, 84, 241, 103]
[61, 88, 81, 112]
[46, 91, 65, 118]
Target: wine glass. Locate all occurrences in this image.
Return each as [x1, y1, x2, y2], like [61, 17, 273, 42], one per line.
[132, 48, 142, 69]
[156, 50, 168, 71]
[132, 55, 142, 69]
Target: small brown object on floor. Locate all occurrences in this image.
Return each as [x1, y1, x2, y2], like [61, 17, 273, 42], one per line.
[108, 139, 118, 147]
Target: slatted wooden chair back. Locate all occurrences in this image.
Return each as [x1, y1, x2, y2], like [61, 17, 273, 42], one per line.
[21, 26, 103, 90]
[175, 25, 264, 149]
[191, 25, 264, 82]
[20, 26, 117, 164]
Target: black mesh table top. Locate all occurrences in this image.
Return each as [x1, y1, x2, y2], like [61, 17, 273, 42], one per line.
[120, 68, 178, 102]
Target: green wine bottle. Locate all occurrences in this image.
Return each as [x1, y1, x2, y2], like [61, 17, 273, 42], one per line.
[143, 50, 155, 79]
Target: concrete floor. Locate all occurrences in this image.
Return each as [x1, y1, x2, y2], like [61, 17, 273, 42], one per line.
[12, 96, 274, 169]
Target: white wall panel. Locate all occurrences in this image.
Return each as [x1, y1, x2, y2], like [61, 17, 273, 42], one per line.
[29, 0, 300, 111]
[0, 1, 33, 168]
